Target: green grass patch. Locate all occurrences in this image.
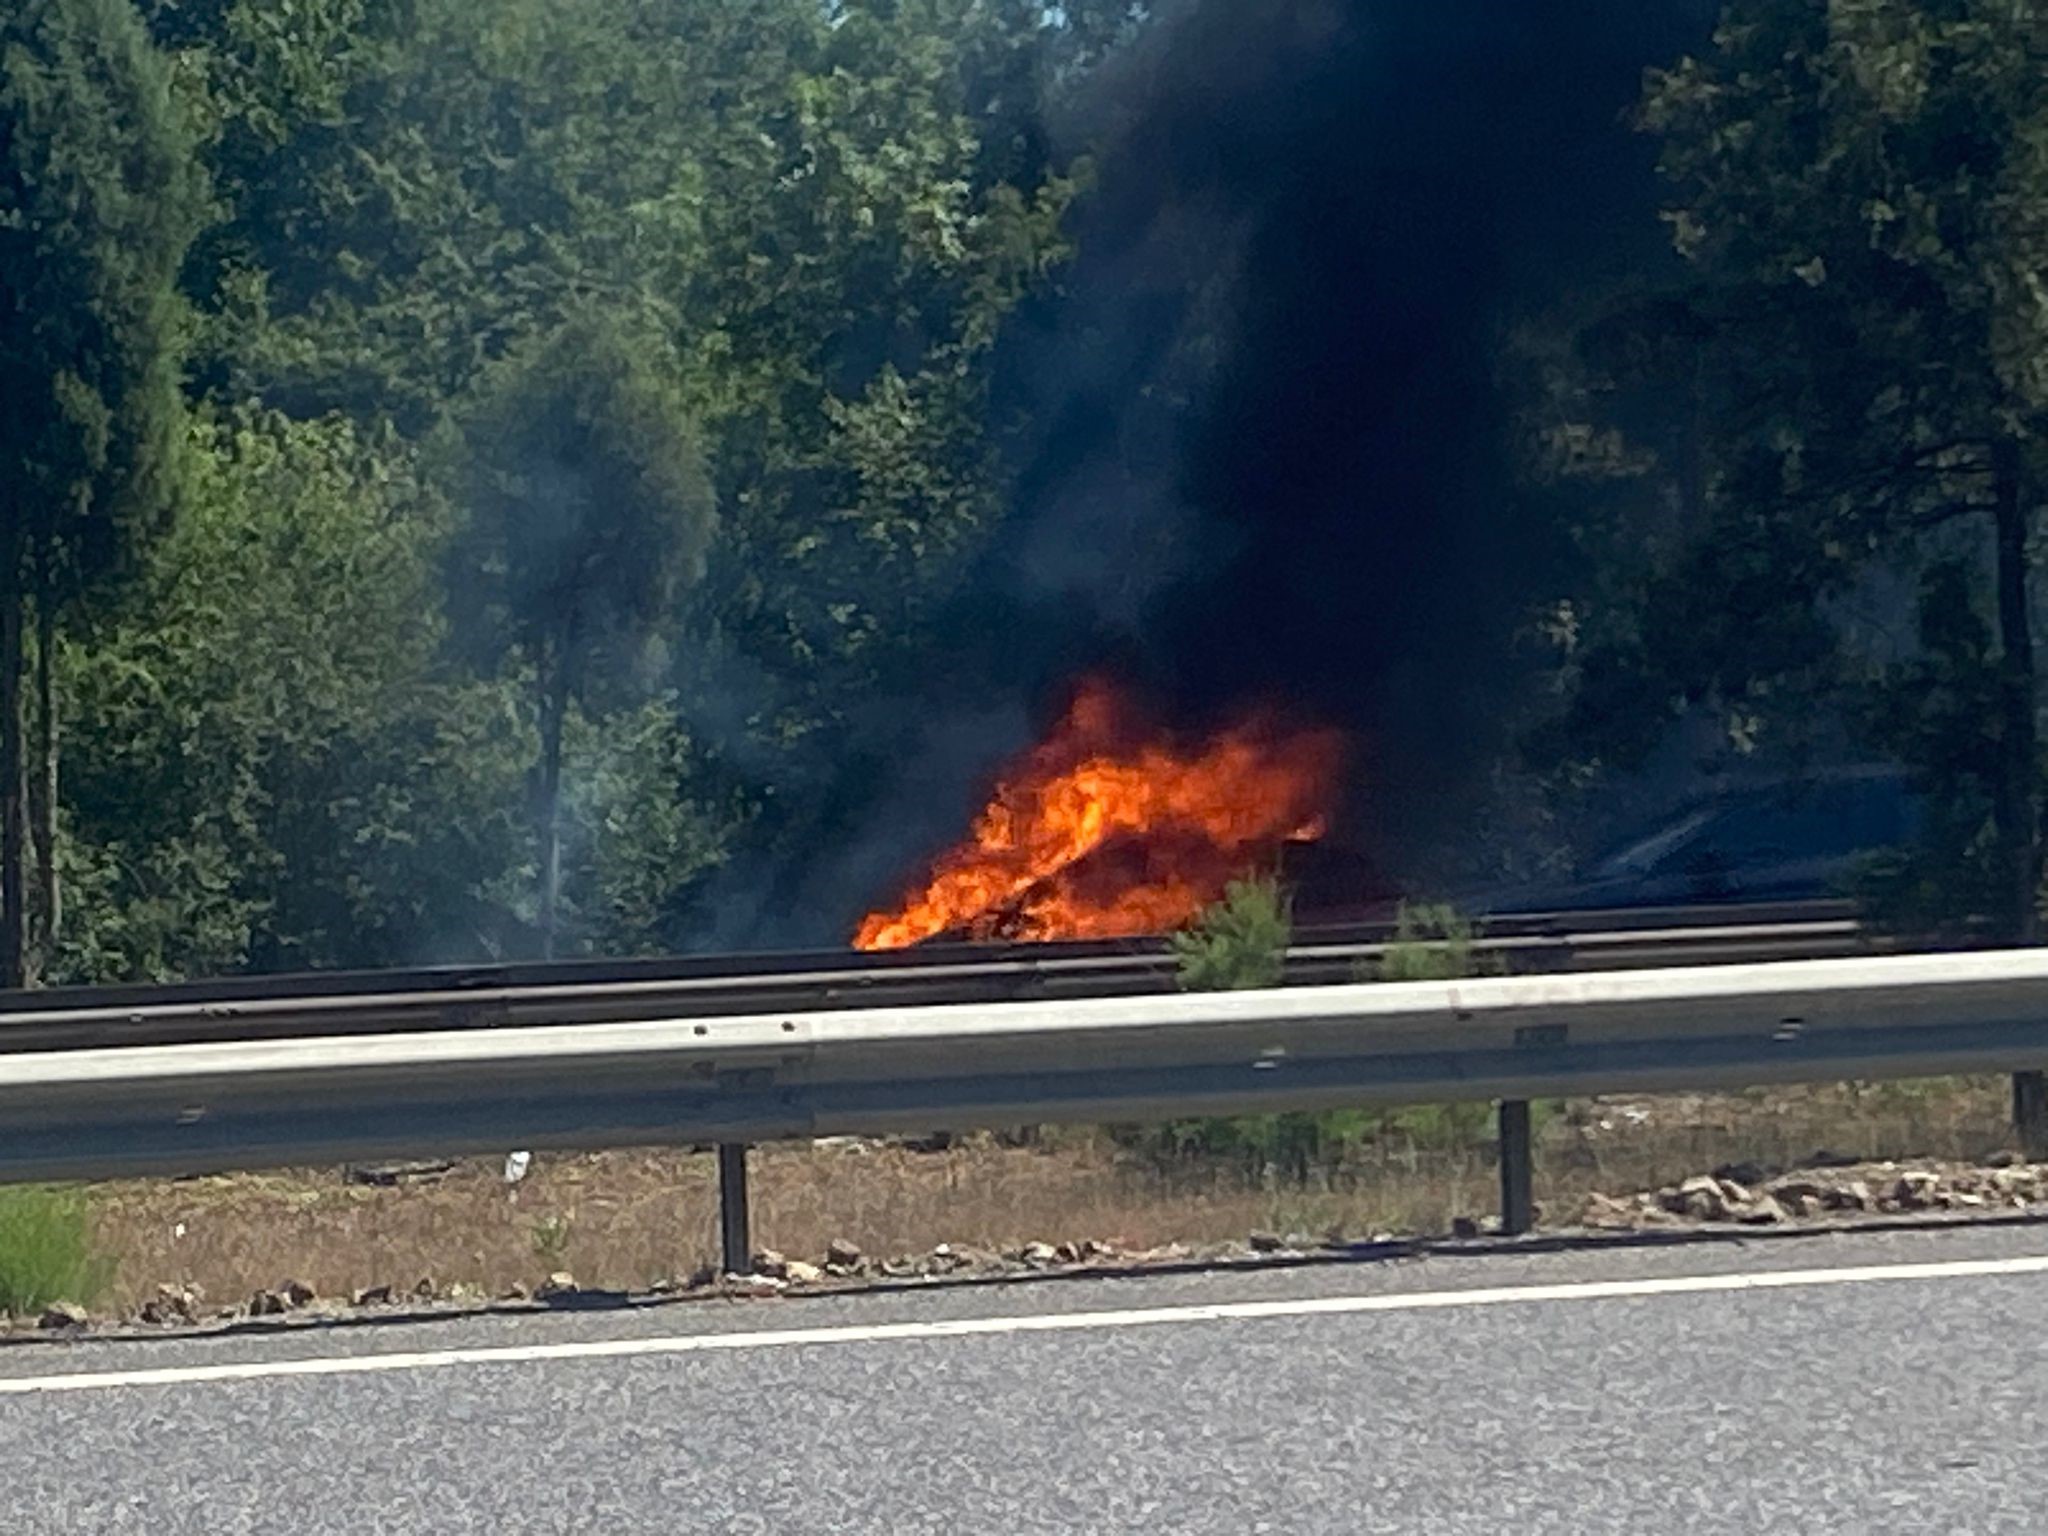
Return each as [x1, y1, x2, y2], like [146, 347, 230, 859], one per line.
[0, 1186, 110, 1316]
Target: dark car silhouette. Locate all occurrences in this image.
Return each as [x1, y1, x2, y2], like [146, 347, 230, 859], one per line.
[1473, 768, 1922, 915]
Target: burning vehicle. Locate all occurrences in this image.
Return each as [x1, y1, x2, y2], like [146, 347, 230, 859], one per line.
[855, 677, 1346, 948]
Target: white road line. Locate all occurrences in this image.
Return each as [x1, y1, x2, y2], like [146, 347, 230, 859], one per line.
[5, 1251, 2047, 1397]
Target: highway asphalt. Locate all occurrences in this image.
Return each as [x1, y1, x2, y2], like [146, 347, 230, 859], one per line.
[3, 1223, 2045, 1533]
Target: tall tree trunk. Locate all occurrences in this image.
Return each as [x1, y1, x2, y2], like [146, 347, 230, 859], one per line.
[1993, 437, 2039, 945]
[536, 636, 570, 961]
[0, 511, 25, 990]
[29, 584, 57, 981]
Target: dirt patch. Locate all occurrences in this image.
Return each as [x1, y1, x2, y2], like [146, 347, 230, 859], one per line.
[75, 1076, 2021, 1315]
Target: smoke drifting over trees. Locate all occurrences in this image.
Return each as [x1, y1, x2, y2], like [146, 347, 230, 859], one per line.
[5, 0, 2038, 976]
[804, 0, 1720, 934]
[973, 0, 1722, 874]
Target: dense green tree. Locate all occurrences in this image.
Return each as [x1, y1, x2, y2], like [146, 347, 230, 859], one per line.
[0, 0, 208, 986]
[450, 313, 716, 956]
[149, 0, 1093, 953]
[556, 698, 743, 956]
[167, 0, 739, 429]
[60, 408, 531, 979]
[0, 0, 1117, 980]
[1524, 0, 2048, 937]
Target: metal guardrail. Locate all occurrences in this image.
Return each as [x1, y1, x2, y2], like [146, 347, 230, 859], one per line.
[0, 902, 1931, 1055]
[0, 898, 1863, 1012]
[4, 946, 2045, 1267]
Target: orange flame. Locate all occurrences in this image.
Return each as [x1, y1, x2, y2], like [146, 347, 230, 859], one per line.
[853, 677, 1344, 948]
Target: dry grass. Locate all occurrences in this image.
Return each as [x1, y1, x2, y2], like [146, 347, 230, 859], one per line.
[77, 1076, 2021, 1313]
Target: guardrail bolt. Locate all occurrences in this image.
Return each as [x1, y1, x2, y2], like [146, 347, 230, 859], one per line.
[2014, 1072, 2048, 1159]
[717, 1142, 753, 1275]
[1498, 1099, 1535, 1236]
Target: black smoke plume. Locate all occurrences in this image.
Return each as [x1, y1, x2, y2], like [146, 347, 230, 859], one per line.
[695, 0, 1720, 947]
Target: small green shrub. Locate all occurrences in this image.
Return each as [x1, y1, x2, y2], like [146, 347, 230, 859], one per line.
[1170, 876, 1291, 991]
[1373, 901, 1501, 981]
[530, 1213, 572, 1264]
[0, 1186, 109, 1316]
[1116, 894, 1537, 1187]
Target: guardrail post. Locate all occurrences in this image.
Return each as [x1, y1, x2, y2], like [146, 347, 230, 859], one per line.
[2014, 1072, 2048, 1158]
[717, 1142, 752, 1274]
[1498, 1099, 1534, 1236]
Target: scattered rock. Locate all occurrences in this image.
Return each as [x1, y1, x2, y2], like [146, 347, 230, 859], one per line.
[1449, 1216, 1482, 1240]
[1991, 1167, 2041, 1202]
[1593, 1156, 2048, 1233]
[1018, 1241, 1060, 1266]
[1579, 1192, 1636, 1228]
[927, 1242, 969, 1273]
[723, 1272, 787, 1297]
[751, 1249, 789, 1279]
[1054, 1241, 1083, 1264]
[1247, 1229, 1284, 1253]
[826, 1238, 863, 1269]
[1763, 1174, 1830, 1204]
[781, 1260, 825, 1286]
[351, 1284, 394, 1308]
[39, 1301, 88, 1330]
[346, 1160, 454, 1187]
[138, 1283, 203, 1325]
[248, 1280, 315, 1317]
[498, 1282, 532, 1302]
[1079, 1238, 1119, 1262]
[1985, 1148, 2023, 1169]
[1667, 1174, 1732, 1221]
[1714, 1160, 1775, 1189]
[412, 1276, 439, 1301]
[1735, 1194, 1789, 1225]
[1890, 1170, 1944, 1210]
[535, 1271, 578, 1300]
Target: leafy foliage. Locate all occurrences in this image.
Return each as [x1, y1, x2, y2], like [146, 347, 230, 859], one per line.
[449, 311, 716, 952]
[1518, 0, 2048, 937]
[0, 0, 208, 983]
[6, 0, 1107, 978]
[13, 0, 2046, 992]
[0, 0, 206, 588]
[1132, 889, 1510, 1186]
[60, 409, 531, 978]
[1374, 902, 1499, 983]
[1169, 876, 1291, 991]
